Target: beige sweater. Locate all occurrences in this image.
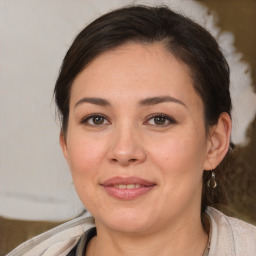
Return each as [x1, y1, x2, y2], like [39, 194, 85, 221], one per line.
[6, 207, 256, 256]
[206, 207, 256, 255]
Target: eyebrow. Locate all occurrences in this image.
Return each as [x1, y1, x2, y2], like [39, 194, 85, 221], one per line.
[74, 96, 187, 108]
[74, 97, 111, 108]
[139, 96, 187, 108]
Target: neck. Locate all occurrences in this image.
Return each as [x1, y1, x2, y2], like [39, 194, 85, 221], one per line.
[86, 213, 209, 256]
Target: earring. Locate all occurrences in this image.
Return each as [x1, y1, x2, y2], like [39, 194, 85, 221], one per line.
[207, 171, 217, 188]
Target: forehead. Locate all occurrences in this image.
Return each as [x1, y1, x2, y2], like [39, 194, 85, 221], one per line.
[70, 42, 201, 108]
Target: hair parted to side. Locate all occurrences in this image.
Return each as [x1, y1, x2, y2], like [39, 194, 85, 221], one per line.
[54, 5, 232, 212]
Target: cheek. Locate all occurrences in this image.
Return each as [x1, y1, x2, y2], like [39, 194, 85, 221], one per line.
[67, 135, 107, 180]
[149, 134, 207, 205]
[66, 136, 108, 210]
[148, 132, 207, 178]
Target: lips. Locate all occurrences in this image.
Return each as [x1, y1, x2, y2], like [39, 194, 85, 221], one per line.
[100, 176, 156, 200]
[113, 184, 142, 189]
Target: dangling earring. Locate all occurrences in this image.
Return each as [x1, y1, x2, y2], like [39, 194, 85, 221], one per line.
[207, 170, 217, 188]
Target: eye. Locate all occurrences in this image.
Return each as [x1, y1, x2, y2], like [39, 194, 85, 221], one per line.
[146, 114, 177, 126]
[81, 114, 110, 126]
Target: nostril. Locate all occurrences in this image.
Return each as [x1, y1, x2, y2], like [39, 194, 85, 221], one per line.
[110, 157, 138, 165]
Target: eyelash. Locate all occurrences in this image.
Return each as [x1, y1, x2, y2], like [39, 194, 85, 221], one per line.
[80, 114, 110, 126]
[80, 113, 177, 127]
[145, 113, 177, 126]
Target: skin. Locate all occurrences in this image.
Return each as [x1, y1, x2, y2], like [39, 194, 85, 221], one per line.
[60, 42, 231, 256]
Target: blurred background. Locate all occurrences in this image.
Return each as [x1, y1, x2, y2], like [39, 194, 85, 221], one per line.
[0, 0, 255, 255]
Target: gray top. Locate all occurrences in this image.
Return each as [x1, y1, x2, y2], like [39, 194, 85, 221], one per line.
[6, 207, 256, 256]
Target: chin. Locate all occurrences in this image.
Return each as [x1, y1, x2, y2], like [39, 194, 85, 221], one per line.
[95, 207, 156, 234]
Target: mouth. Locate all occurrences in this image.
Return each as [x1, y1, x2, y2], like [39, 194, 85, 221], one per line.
[113, 184, 146, 189]
[100, 176, 156, 200]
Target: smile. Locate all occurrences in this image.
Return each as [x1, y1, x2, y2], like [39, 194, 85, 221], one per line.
[114, 184, 144, 189]
[101, 176, 156, 200]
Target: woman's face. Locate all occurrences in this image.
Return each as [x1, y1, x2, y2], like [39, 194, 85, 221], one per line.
[61, 42, 213, 234]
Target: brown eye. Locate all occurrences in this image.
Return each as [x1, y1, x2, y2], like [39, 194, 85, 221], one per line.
[92, 116, 105, 125]
[147, 114, 177, 126]
[81, 114, 110, 126]
[154, 116, 167, 125]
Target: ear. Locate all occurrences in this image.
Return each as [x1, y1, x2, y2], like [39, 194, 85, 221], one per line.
[59, 132, 69, 162]
[203, 112, 232, 170]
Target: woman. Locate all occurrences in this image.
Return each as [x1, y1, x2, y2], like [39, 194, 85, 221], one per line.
[7, 5, 256, 256]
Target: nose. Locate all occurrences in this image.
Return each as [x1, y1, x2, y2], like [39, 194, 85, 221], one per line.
[108, 124, 147, 166]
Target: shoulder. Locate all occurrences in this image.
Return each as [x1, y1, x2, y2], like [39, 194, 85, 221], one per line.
[206, 207, 256, 256]
[6, 212, 95, 256]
